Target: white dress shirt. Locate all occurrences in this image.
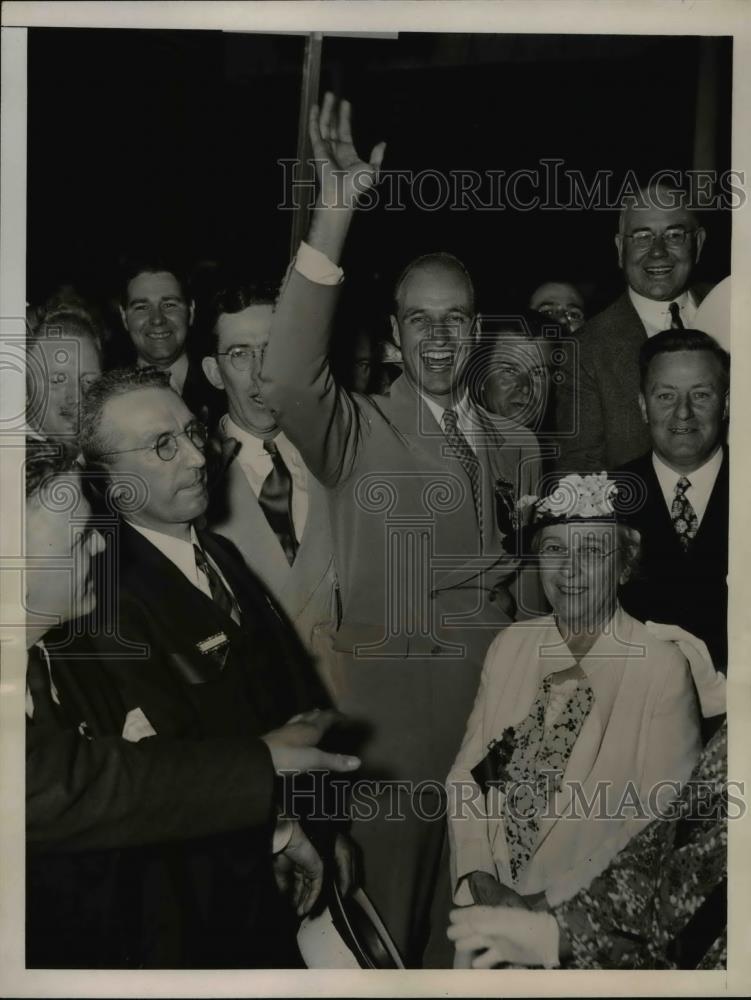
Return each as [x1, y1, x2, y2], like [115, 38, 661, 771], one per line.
[127, 521, 238, 617]
[628, 288, 697, 338]
[652, 447, 723, 527]
[137, 351, 189, 395]
[223, 416, 309, 539]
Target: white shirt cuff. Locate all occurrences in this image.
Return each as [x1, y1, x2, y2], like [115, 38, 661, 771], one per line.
[294, 241, 344, 285]
[272, 818, 295, 854]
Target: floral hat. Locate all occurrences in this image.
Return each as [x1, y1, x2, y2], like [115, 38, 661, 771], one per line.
[516, 473, 620, 531]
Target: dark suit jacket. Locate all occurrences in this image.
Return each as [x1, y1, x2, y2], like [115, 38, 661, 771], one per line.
[28, 522, 330, 969]
[615, 449, 728, 674]
[556, 288, 709, 472]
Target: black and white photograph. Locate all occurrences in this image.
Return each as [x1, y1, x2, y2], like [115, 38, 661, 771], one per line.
[1, 1, 749, 995]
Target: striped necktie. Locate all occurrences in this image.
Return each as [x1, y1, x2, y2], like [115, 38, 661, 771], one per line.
[259, 439, 299, 565]
[442, 408, 482, 532]
[194, 544, 240, 621]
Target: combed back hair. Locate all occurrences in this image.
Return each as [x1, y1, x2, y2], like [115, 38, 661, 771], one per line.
[25, 436, 80, 501]
[28, 308, 102, 353]
[639, 328, 730, 392]
[617, 182, 698, 236]
[392, 252, 476, 315]
[205, 278, 278, 353]
[79, 367, 171, 463]
[119, 257, 191, 306]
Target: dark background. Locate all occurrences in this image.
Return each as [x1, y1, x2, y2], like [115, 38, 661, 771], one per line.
[27, 29, 733, 333]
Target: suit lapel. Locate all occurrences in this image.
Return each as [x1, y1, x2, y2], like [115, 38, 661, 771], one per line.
[118, 522, 242, 683]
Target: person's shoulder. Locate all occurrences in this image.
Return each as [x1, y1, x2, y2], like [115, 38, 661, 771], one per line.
[577, 292, 636, 342]
[626, 613, 689, 677]
[484, 616, 555, 662]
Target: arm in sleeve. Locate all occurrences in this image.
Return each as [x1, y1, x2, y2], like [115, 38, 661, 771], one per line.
[261, 257, 364, 489]
[27, 725, 277, 853]
[446, 633, 504, 904]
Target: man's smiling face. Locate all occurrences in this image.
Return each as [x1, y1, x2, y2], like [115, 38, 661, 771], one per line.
[616, 201, 705, 303]
[390, 262, 475, 403]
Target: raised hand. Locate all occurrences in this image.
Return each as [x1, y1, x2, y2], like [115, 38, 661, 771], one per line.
[309, 92, 386, 210]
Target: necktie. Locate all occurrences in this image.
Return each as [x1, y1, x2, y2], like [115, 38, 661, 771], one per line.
[442, 408, 483, 532]
[671, 476, 698, 549]
[669, 301, 685, 330]
[194, 544, 240, 621]
[258, 439, 298, 565]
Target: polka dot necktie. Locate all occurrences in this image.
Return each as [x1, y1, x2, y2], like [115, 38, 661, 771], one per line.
[670, 475, 698, 549]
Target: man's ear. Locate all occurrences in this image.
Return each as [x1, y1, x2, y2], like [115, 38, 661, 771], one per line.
[118, 304, 127, 329]
[638, 392, 648, 425]
[389, 314, 401, 347]
[722, 388, 729, 421]
[188, 299, 196, 327]
[202, 355, 225, 391]
[694, 227, 707, 265]
[614, 234, 624, 270]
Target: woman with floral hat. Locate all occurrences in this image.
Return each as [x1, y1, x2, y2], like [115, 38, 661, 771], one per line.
[446, 472, 702, 924]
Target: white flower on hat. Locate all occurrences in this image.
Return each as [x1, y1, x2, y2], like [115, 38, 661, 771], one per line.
[534, 472, 618, 520]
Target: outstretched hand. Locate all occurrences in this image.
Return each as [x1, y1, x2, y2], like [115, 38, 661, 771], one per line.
[262, 708, 361, 775]
[309, 92, 386, 209]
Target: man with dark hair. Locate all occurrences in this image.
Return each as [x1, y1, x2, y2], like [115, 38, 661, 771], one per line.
[615, 329, 729, 674]
[261, 94, 540, 967]
[201, 280, 340, 691]
[26, 309, 102, 449]
[556, 184, 711, 471]
[117, 258, 222, 425]
[35, 369, 358, 968]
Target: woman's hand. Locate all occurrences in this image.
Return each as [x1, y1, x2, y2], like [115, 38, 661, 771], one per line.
[447, 904, 561, 968]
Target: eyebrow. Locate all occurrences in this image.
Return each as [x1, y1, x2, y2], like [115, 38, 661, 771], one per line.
[128, 295, 184, 306]
[651, 380, 716, 390]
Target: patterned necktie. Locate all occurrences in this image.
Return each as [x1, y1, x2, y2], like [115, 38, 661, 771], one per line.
[259, 439, 298, 565]
[442, 408, 483, 532]
[193, 544, 240, 621]
[669, 301, 685, 330]
[671, 475, 698, 549]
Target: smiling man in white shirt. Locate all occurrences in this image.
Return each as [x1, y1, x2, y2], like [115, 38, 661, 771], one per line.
[616, 329, 729, 675]
[201, 279, 341, 687]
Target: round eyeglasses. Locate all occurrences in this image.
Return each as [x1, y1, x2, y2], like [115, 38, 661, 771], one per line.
[538, 542, 620, 565]
[536, 304, 585, 324]
[622, 227, 696, 251]
[215, 345, 266, 372]
[98, 419, 208, 462]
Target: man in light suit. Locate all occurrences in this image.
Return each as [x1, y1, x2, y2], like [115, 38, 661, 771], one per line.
[201, 280, 340, 691]
[34, 369, 358, 968]
[615, 329, 729, 677]
[556, 183, 710, 471]
[261, 94, 542, 966]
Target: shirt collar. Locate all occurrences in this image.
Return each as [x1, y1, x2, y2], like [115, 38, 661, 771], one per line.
[652, 446, 724, 492]
[628, 287, 691, 327]
[136, 351, 190, 393]
[222, 415, 291, 457]
[127, 520, 200, 582]
[420, 389, 470, 428]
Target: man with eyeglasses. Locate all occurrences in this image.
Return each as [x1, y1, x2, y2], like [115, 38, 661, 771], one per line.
[556, 182, 711, 471]
[26, 308, 102, 452]
[529, 281, 586, 334]
[34, 367, 359, 968]
[201, 279, 340, 691]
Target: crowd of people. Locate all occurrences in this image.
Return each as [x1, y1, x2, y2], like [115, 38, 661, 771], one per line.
[23, 93, 729, 971]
